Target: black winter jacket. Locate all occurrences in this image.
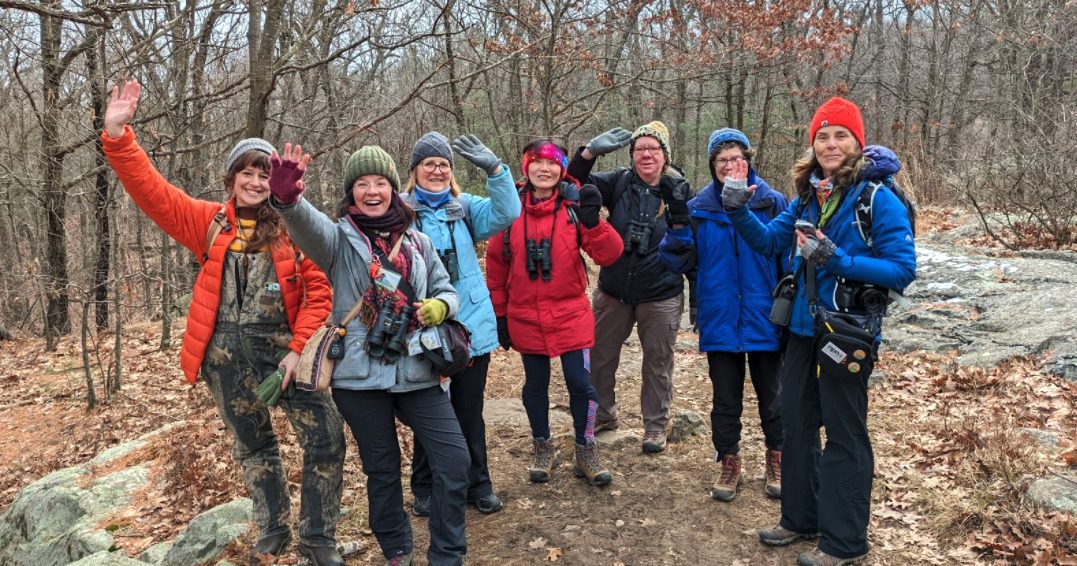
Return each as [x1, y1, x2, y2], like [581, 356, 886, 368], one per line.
[567, 148, 693, 304]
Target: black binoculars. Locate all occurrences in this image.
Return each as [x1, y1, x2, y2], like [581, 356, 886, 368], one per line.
[623, 220, 653, 255]
[368, 301, 416, 363]
[526, 238, 553, 281]
[438, 248, 460, 282]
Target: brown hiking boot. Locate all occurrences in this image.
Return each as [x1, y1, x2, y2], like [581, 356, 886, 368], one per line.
[573, 441, 612, 486]
[764, 449, 782, 499]
[796, 547, 867, 565]
[642, 431, 667, 453]
[529, 438, 558, 483]
[711, 454, 741, 501]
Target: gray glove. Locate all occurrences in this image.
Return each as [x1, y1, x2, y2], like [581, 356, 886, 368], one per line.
[720, 176, 753, 210]
[585, 127, 633, 157]
[452, 134, 501, 176]
[800, 235, 838, 266]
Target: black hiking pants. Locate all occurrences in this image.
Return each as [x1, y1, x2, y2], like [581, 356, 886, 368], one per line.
[779, 334, 873, 559]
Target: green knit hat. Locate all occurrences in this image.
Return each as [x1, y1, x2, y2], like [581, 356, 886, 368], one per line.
[344, 145, 400, 192]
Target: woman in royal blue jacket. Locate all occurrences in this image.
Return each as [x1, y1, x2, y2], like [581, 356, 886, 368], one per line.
[659, 128, 788, 504]
[721, 98, 915, 566]
[400, 132, 520, 516]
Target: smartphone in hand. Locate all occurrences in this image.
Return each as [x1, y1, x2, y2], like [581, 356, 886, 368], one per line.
[795, 220, 817, 238]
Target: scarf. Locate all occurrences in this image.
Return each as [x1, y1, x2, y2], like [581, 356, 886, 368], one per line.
[811, 171, 842, 229]
[414, 185, 451, 209]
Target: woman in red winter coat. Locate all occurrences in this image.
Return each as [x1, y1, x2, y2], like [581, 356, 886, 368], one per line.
[486, 139, 623, 486]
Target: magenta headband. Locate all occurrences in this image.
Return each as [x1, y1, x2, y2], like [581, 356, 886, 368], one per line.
[521, 143, 568, 178]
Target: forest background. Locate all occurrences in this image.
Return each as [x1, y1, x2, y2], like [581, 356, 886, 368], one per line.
[0, 0, 1073, 393]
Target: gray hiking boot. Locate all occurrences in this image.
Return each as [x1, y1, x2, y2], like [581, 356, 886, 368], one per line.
[642, 431, 667, 453]
[758, 525, 820, 547]
[797, 547, 868, 566]
[529, 437, 558, 483]
[573, 441, 612, 486]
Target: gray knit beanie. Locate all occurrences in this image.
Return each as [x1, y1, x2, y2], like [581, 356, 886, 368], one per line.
[409, 131, 454, 171]
[344, 146, 401, 192]
[225, 138, 275, 172]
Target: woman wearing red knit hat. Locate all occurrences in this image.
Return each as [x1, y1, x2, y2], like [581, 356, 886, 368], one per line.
[721, 96, 916, 566]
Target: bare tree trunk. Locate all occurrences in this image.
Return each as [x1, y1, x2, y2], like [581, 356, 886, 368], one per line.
[89, 40, 111, 329]
[245, 0, 285, 137]
[160, 233, 172, 350]
[41, 6, 71, 349]
[81, 301, 96, 409]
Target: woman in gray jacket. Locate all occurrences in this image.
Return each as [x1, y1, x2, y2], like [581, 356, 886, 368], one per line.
[268, 143, 468, 566]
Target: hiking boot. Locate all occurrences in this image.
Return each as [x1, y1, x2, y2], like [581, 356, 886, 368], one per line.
[250, 531, 291, 565]
[797, 547, 868, 566]
[573, 441, 613, 486]
[758, 525, 820, 547]
[299, 544, 345, 566]
[764, 449, 782, 499]
[386, 552, 413, 566]
[711, 454, 741, 502]
[469, 492, 504, 514]
[642, 431, 667, 453]
[529, 437, 559, 483]
[411, 495, 430, 517]
[594, 417, 620, 433]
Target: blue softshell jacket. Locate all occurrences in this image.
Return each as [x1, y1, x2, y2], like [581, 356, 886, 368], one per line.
[403, 168, 521, 356]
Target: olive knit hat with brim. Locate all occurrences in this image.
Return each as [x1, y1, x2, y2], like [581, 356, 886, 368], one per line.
[344, 145, 401, 192]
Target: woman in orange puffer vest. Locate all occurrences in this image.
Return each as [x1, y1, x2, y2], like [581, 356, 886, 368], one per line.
[100, 80, 346, 566]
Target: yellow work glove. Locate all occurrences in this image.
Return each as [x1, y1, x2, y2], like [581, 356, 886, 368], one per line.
[418, 298, 449, 327]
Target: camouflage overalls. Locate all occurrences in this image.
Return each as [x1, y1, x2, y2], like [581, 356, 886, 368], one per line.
[201, 251, 345, 547]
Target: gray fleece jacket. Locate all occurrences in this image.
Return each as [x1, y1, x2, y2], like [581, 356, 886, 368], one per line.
[275, 197, 459, 392]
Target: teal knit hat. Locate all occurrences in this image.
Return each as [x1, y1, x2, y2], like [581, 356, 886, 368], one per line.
[344, 146, 400, 192]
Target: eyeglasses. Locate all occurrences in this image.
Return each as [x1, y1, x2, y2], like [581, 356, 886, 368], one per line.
[421, 161, 452, 173]
[713, 156, 746, 167]
[633, 146, 663, 155]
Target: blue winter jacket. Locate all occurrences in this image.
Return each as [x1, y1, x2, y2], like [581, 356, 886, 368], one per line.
[403, 167, 521, 356]
[659, 170, 789, 352]
[728, 177, 916, 338]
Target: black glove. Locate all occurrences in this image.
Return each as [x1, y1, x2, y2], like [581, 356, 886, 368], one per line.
[660, 177, 691, 226]
[577, 184, 602, 228]
[497, 316, 512, 350]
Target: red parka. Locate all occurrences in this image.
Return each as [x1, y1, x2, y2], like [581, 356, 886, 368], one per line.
[102, 126, 333, 384]
[487, 187, 623, 357]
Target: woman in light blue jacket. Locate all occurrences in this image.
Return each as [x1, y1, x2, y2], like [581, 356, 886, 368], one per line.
[269, 144, 468, 566]
[400, 132, 520, 516]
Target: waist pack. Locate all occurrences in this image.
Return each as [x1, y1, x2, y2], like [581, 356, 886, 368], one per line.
[419, 318, 473, 377]
[295, 299, 363, 392]
[814, 309, 877, 381]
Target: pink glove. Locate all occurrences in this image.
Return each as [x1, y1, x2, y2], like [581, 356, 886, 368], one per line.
[269, 149, 307, 204]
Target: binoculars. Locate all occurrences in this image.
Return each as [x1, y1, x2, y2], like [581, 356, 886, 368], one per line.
[438, 248, 460, 282]
[526, 238, 553, 281]
[368, 301, 416, 363]
[623, 220, 653, 256]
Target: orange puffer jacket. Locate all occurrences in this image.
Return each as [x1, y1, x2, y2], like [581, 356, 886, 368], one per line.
[102, 126, 333, 384]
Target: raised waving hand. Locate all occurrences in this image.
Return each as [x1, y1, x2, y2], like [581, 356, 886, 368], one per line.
[104, 80, 142, 138]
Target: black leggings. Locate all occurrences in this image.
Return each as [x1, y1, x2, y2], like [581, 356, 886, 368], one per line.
[521, 349, 598, 445]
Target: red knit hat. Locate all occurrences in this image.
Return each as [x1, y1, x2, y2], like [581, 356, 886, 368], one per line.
[809, 97, 865, 149]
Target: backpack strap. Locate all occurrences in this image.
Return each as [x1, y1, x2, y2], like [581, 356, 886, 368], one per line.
[202, 205, 230, 262]
[457, 194, 478, 244]
[853, 181, 880, 253]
